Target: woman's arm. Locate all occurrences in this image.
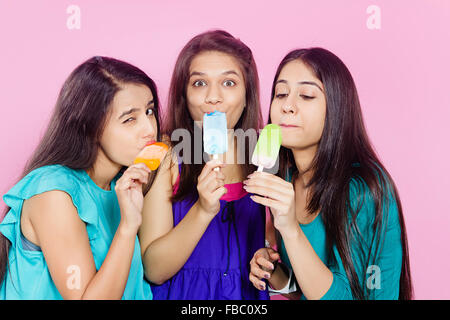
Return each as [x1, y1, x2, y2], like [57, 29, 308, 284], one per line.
[27, 164, 150, 299]
[27, 192, 135, 299]
[279, 225, 334, 300]
[139, 155, 227, 285]
[261, 215, 303, 299]
[247, 172, 404, 300]
[249, 247, 303, 300]
[245, 171, 333, 300]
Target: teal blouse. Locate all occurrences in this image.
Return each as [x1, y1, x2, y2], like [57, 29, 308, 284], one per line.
[280, 172, 403, 300]
[0, 165, 152, 300]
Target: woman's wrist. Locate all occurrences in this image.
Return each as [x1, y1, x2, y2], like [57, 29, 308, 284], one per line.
[195, 201, 217, 220]
[268, 267, 298, 295]
[267, 262, 291, 291]
[279, 223, 302, 241]
[117, 221, 139, 238]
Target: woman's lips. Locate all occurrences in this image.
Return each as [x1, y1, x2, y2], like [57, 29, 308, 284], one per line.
[143, 140, 156, 148]
[280, 124, 299, 128]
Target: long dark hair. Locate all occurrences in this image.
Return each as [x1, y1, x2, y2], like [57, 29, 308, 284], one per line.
[164, 29, 263, 202]
[0, 56, 161, 284]
[270, 48, 413, 300]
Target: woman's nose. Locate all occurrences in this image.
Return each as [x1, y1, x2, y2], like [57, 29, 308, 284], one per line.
[282, 103, 295, 114]
[142, 117, 156, 140]
[281, 94, 297, 114]
[205, 83, 223, 105]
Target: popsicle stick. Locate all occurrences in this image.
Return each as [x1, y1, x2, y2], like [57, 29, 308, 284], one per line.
[213, 154, 220, 172]
[257, 165, 264, 172]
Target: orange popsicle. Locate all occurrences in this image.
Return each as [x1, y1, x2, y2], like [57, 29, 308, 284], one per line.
[133, 142, 168, 170]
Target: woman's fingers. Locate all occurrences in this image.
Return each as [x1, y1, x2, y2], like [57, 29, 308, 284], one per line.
[249, 258, 270, 290]
[256, 256, 276, 272]
[211, 186, 228, 199]
[269, 251, 281, 262]
[214, 169, 225, 181]
[249, 195, 289, 215]
[250, 258, 272, 279]
[198, 159, 226, 182]
[196, 161, 228, 215]
[203, 170, 225, 187]
[197, 161, 226, 195]
[126, 169, 149, 185]
[246, 171, 289, 189]
[244, 172, 295, 214]
[198, 172, 225, 198]
[116, 165, 150, 190]
[249, 248, 282, 290]
[249, 273, 266, 291]
[244, 184, 290, 203]
[244, 173, 293, 199]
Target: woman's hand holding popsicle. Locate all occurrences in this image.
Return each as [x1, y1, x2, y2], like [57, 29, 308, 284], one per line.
[197, 159, 227, 217]
[115, 163, 151, 235]
[244, 172, 298, 237]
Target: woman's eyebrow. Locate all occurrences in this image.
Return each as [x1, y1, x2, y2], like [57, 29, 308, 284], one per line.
[190, 71, 205, 77]
[275, 79, 323, 92]
[298, 81, 324, 92]
[119, 108, 139, 119]
[119, 100, 153, 119]
[221, 70, 240, 77]
[189, 70, 240, 77]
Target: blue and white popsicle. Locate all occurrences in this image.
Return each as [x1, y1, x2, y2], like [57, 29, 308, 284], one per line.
[203, 111, 228, 169]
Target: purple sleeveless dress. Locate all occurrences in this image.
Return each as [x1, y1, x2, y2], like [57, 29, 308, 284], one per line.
[151, 163, 269, 300]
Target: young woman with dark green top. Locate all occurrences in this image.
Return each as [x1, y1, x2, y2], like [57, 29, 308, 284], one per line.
[246, 48, 413, 300]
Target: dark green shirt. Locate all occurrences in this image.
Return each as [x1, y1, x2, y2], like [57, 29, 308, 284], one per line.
[280, 174, 403, 300]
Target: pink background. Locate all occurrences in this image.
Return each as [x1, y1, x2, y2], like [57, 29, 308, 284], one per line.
[1, 0, 449, 299]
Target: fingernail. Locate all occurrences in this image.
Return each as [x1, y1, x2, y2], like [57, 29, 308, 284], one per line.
[265, 273, 270, 279]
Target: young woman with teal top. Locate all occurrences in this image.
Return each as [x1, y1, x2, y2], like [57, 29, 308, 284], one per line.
[246, 48, 413, 300]
[0, 56, 158, 299]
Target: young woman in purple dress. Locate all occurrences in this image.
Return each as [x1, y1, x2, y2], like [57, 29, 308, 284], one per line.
[138, 30, 269, 300]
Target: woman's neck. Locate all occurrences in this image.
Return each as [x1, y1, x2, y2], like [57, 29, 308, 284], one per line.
[216, 132, 245, 183]
[291, 145, 320, 224]
[218, 131, 239, 164]
[291, 145, 317, 187]
[86, 148, 122, 190]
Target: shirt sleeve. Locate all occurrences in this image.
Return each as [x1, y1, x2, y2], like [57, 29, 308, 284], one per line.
[320, 177, 403, 300]
[0, 165, 100, 245]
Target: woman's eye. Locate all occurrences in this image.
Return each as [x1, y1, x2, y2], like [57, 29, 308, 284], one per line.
[146, 108, 154, 116]
[193, 80, 206, 87]
[275, 93, 288, 98]
[300, 94, 314, 100]
[123, 117, 135, 124]
[223, 80, 236, 87]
